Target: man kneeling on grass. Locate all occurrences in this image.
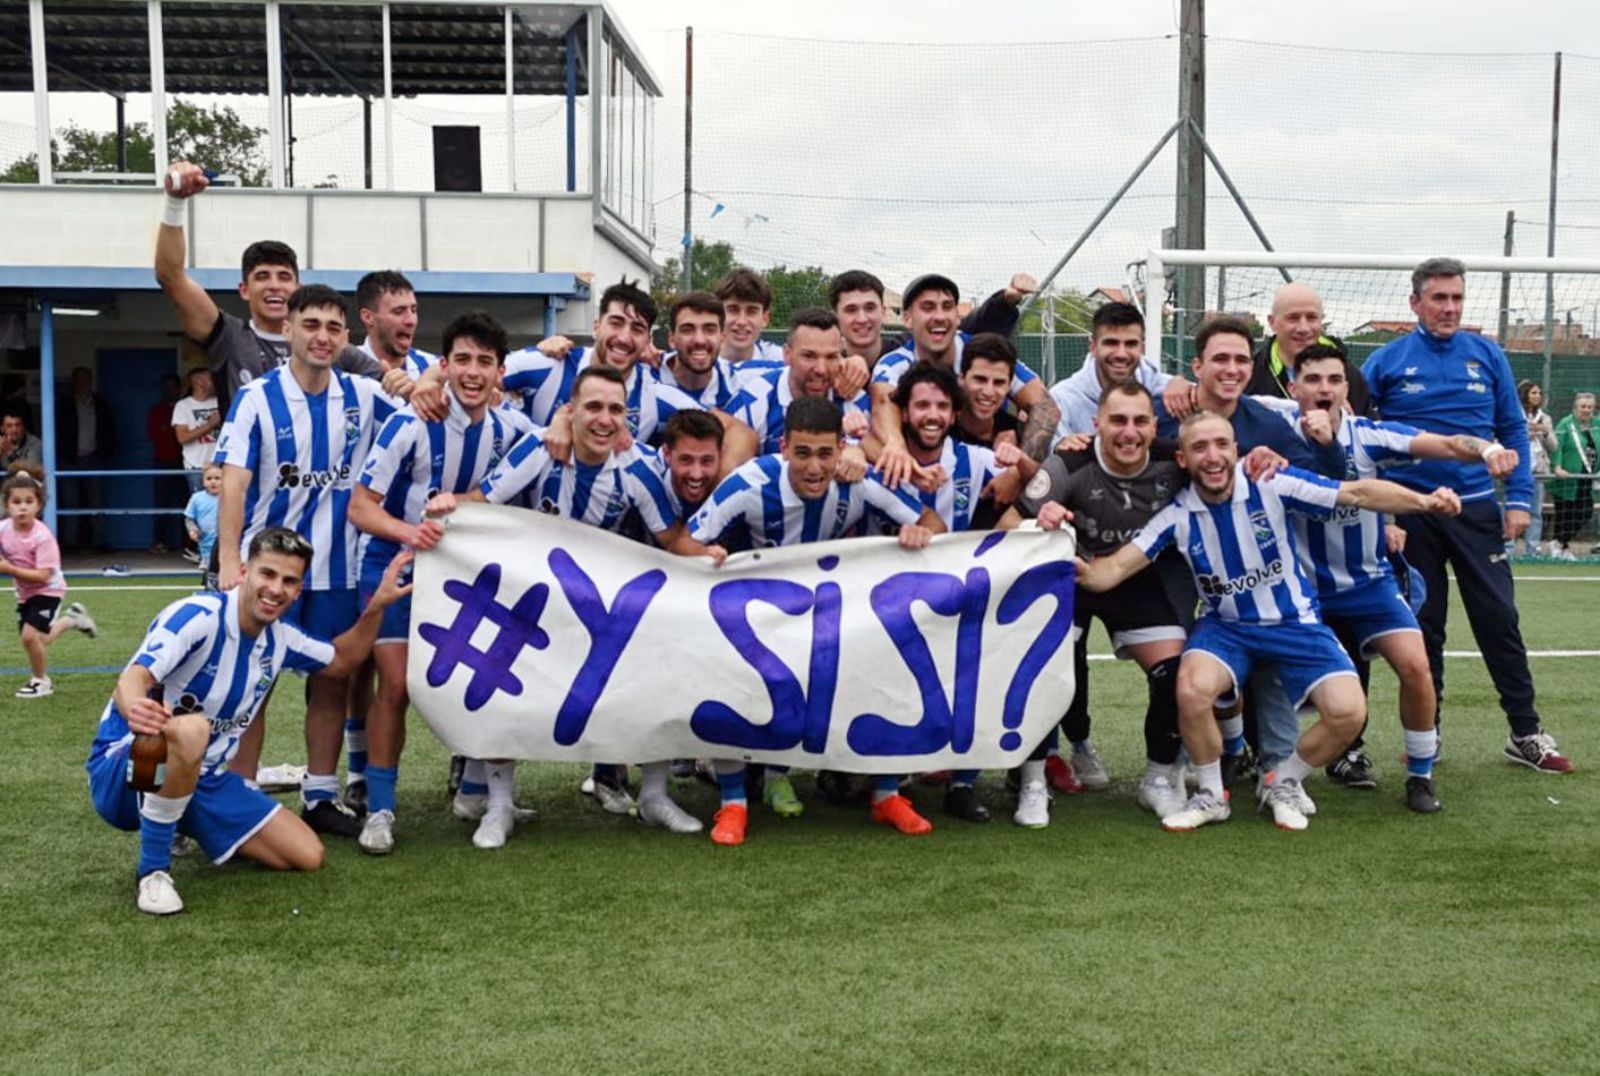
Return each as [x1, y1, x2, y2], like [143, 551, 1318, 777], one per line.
[85, 527, 410, 915]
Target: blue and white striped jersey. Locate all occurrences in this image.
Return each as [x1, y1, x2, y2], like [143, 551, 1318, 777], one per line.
[1292, 414, 1420, 597]
[213, 366, 397, 590]
[87, 589, 334, 776]
[1133, 463, 1339, 625]
[732, 339, 788, 364]
[501, 346, 704, 441]
[871, 333, 1039, 398]
[688, 454, 923, 548]
[725, 369, 872, 455]
[356, 388, 535, 585]
[478, 434, 676, 536]
[913, 438, 1004, 533]
[358, 339, 435, 379]
[654, 355, 764, 410]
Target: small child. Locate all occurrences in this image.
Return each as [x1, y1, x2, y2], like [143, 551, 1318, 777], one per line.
[0, 464, 97, 698]
[184, 462, 222, 592]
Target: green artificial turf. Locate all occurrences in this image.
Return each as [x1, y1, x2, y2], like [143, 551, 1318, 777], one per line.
[1, 570, 1597, 1074]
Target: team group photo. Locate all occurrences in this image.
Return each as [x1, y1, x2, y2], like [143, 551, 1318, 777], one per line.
[2, 0, 1597, 1071]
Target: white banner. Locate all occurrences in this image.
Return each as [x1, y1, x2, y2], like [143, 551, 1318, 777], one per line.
[407, 505, 1078, 772]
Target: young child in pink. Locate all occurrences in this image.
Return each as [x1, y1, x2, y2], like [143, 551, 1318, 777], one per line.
[0, 465, 97, 698]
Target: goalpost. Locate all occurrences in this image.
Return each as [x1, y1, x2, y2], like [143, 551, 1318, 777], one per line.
[1139, 249, 1600, 414]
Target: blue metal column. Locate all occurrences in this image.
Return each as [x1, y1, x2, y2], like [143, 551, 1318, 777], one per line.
[39, 301, 58, 533]
[565, 25, 578, 192]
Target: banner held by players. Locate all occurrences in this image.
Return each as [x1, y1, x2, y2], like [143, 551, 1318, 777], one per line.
[408, 505, 1077, 771]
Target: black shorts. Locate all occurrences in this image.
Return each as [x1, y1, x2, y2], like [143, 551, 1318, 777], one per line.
[16, 594, 62, 634]
[1074, 565, 1189, 658]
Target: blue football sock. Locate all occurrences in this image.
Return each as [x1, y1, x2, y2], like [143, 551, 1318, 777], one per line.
[716, 770, 747, 807]
[137, 792, 190, 877]
[871, 774, 901, 802]
[459, 758, 488, 797]
[367, 764, 398, 814]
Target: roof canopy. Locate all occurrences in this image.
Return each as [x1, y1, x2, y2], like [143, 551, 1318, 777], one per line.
[0, 1, 660, 99]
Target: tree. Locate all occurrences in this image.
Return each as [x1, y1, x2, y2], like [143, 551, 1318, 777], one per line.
[766, 264, 832, 327]
[1017, 288, 1097, 335]
[652, 238, 738, 313]
[1, 101, 269, 186]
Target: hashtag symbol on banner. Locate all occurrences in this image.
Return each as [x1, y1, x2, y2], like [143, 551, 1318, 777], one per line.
[417, 563, 551, 711]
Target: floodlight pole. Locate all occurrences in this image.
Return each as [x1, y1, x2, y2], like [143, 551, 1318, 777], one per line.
[1499, 210, 1515, 344]
[148, 0, 167, 183]
[1543, 51, 1561, 395]
[682, 26, 694, 290]
[28, 0, 50, 184]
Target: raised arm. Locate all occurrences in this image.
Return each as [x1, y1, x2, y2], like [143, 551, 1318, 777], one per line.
[154, 162, 222, 343]
[1409, 431, 1519, 479]
[323, 553, 413, 679]
[1014, 380, 1060, 461]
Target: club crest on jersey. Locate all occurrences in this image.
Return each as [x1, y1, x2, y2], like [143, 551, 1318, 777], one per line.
[344, 406, 363, 444]
[834, 497, 851, 529]
[1153, 476, 1173, 507]
[953, 479, 971, 512]
[1464, 362, 1481, 380]
[1249, 510, 1275, 545]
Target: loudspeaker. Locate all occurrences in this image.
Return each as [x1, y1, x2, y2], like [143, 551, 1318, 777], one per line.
[432, 126, 483, 192]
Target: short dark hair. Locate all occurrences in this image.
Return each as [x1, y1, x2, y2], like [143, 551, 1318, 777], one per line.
[248, 525, 313, 571]
[240, 240, 299, 282]
[1092, 302, 1144, 337]
[784, 395, 843, 438]
[787, 306, 839, 341]
[572, 365, 627, 400]
[1411, 257, 1466, 297]
[356, 270, 415, 312]
[286, 284, 348, 321]
[893, 360, 963, 414]
[440, 310, 508, 362]
[662, 408, 724, 450]
[668, 291, 725, 330]
[828, 270, 886, 308]
[903, 273, 959, 309]
[962, 332, 1017, 375]
[598, 278, 657, 328]
[1099, 381, 1154, 411]
[1193, 315, 1255, 357]
[1294, 342, 1349, 371]
[714, 268, 772, 310]
[185, 367, 211, 394]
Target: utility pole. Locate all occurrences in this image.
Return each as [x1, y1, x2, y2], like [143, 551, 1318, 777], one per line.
[1542, 50, 1561, 394]
[1173, 0, 1206, 354]
[1498, 210, 1514, 345]
[682, 27, 694, 291]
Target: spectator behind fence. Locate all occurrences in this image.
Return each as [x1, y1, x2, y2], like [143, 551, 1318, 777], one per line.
[171, 368, 221, 490]
[147, 374, 188, 553]
[54, 366, 115, 553]
[1, 412, 42, 469]
[1549, 391, 1597, 561]
[1519, 380, 1557, 556]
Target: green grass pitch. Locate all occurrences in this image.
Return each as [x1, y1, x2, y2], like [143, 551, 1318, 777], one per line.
[2, 568, 1597, 1074]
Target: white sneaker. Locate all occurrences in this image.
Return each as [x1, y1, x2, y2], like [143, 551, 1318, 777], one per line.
[1137, 774, 1188, 818]
[255, 763, 307, 791]
[1260, 778, 1310, 832]
[359, 809, 395, 855]
[136, 870, 184, 915]
[1255, 774, 1318, 815]
[579, 775, 596, 796]
[472, 805, 517, 849]
[637, 796, 704, 834]
[1161, 790, 1231, 832]
[1070, 744, 1110, 791]
[452, 792, 537, 824]
[1013, 780, 1050, 828]
[593, 777, 636, 816]
[65, 601, 98, 638]
[15, 677, 52, 699]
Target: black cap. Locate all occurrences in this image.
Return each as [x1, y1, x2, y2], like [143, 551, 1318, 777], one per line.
[902, 274, 960, 309]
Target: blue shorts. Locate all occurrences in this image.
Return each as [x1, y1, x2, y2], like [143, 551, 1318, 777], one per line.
[359, 581, 411, 646]
[1318, 576, 1422, 658]
[87, 741, 282, 864]
[1185, 617, 1358, 712]
[284, 587, 359, 640]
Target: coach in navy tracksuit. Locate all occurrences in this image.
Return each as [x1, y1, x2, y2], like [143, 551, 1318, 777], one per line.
[1362, 257, 1572, 773]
